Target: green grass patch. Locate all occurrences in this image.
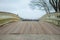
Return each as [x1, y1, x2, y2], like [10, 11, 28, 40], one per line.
[0, 18, 20, 26]
[0, 12, 21, 26]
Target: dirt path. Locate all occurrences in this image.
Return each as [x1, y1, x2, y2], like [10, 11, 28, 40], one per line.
[0, 21, 60, 34]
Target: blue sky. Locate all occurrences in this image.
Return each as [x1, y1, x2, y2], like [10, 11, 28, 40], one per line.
[0, 0, 55, 19]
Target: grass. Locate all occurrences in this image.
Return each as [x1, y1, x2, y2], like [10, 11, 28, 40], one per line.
[0, 18, 19, 25]
[0, 12, 20, 26]
[0, 18, 20, 26]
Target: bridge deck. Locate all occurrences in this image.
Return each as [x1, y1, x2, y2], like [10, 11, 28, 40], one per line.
[0, 21, 60, 34]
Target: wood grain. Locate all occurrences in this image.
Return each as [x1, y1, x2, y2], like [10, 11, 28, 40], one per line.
[0, 21, 60, 34]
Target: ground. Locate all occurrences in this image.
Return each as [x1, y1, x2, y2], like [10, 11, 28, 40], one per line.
[0, 34, 60, 40]
[0, 21, 60, 34]
[0, 21, 60, 40]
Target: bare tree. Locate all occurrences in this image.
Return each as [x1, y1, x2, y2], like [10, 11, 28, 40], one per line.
[49, 0, 60, 12]
[29, 0, 50, 14]
[41, 0, 50, 14]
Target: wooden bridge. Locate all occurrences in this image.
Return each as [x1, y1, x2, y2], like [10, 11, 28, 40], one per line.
[0, 21, 60, 34]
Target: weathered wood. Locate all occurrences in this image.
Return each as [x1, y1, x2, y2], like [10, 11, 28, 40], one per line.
[0, 21, 60, 34]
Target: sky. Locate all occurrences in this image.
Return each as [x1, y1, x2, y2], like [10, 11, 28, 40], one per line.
[0, 0, 55, 19]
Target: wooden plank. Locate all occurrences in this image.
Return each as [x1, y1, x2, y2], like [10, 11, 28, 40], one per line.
[0, 21, 60, 34]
